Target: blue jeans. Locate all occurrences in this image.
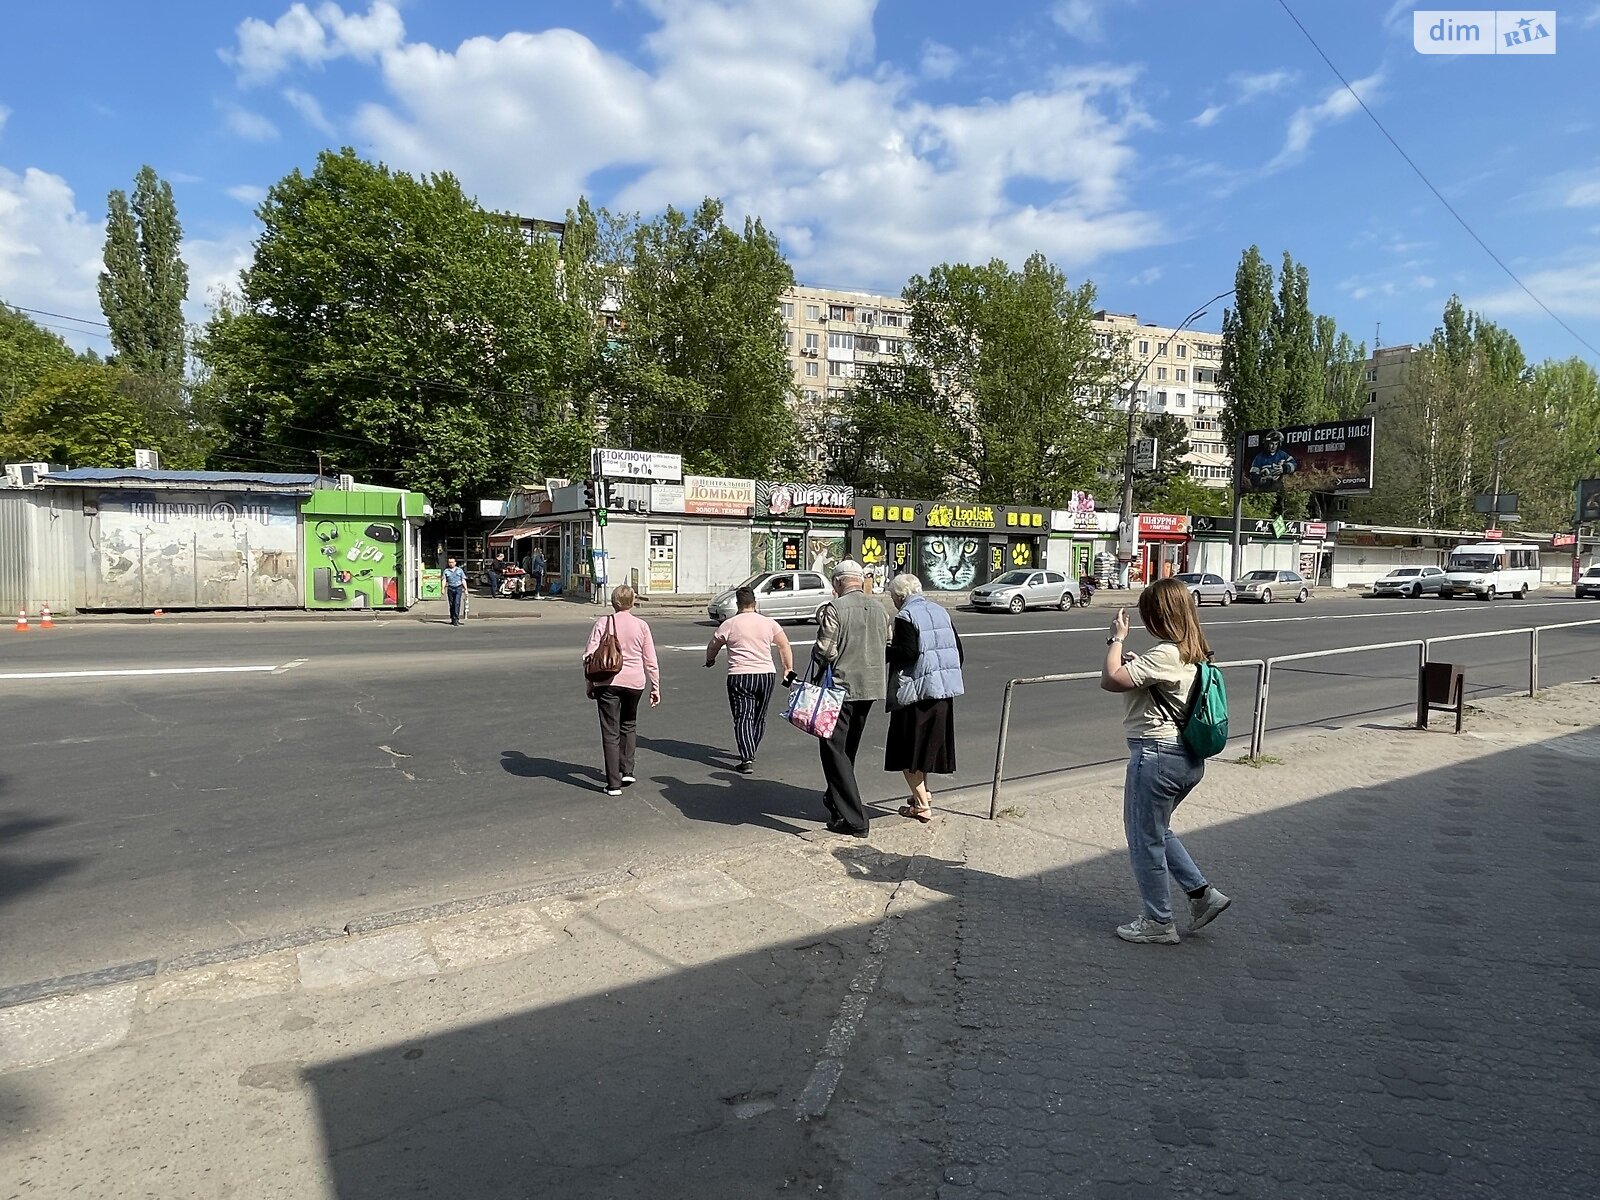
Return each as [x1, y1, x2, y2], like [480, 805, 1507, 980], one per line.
[447, 586, 465, 624]
[1124, 738, 1208, 923]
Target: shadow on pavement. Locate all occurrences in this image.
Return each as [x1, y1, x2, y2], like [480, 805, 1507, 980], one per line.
[303, 726, 1600, 1199]
[637, 734, 742, 770]
[0, 800, 82, 913]
[497, 751, 604, 792]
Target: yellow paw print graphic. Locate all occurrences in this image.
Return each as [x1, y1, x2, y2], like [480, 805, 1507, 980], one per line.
[860, 536, 885, 565]
[1011, 543, 1032, 566]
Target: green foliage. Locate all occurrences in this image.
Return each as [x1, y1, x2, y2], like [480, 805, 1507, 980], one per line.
[0, 303, 77, 414]
[99, 165, 188, 383]
[592, 198, 799, 477]
[1133, 413, 1192, 507]
[1352, 296, 1533, 529]
[1271, 254, 1322, 427]
[1219, 246, 1278, 451]
[833, 253, 1122, 505]
[1314, 316, 1368, 420]
[0, 361, 207, 467]
[198, 149, 598, 503]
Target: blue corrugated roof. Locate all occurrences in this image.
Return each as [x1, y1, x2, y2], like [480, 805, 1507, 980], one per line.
[42, 468, 325, 490]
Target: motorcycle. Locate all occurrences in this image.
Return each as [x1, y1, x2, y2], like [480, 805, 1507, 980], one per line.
[1077, 576, 1096, 608]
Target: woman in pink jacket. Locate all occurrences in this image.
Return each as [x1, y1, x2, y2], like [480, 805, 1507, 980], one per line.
[583, 585, 662, 795]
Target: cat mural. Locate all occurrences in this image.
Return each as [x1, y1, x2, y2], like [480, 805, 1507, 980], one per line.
[920, 535, 981, 590]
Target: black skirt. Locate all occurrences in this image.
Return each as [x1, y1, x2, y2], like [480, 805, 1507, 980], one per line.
[884, 698, 957, 774]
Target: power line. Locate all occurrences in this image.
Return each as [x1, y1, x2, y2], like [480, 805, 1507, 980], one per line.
[1274, 0, 1600, 361]
[6, 304, 111, 330]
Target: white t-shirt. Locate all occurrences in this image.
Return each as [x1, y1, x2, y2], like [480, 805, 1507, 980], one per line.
[1121, 641, 1199, 739]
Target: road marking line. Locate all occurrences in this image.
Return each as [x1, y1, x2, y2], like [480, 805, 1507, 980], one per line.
[273, 658, 309, 674]
[0, 665, 283, 681]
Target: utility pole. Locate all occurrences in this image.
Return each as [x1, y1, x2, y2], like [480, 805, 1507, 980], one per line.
[1116, 289, 1234, 586]
[1487, 436, 1512, 535]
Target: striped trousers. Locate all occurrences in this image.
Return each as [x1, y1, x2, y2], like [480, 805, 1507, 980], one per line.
[726, 672, 777, 763]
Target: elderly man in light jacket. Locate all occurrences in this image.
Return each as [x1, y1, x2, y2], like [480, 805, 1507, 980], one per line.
[810, 559, 890, 836]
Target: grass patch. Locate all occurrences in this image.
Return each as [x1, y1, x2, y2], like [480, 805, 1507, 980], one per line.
[997, 804, 1029, 818]
[1226, 753, 1283, 768]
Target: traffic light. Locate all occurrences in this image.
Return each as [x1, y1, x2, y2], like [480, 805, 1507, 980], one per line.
[600, 481, 618, 508]
[583, 478, 599, 509]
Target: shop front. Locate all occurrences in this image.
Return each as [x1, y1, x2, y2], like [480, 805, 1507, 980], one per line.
[751, 482, 855, 578]
[1188, 516, 1328, 581]
[1135, 513, 1190, 582]
[1048, 494, 1117, 580]
[302, 486, 428, 610]
[851, 496, 1050, 594]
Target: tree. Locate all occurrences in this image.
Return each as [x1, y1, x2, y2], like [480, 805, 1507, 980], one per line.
[1271, 253, 1321, 429]
[833, 253, 1123, 505]
[1516, 357, 1600, 531]
[0, 361, 207, 468]
[1314, 316, 1368, 421]
[1133, 413, 1192, 508]
[1218, 246, 1279, 512]
[198, 149, 597, 503]
[0, 303, 77, 415]
[591, 198, 800, 477]
[99, 166, 189, 384]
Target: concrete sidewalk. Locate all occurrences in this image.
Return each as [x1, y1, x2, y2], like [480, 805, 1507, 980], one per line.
[7, 685, 1593, 1197]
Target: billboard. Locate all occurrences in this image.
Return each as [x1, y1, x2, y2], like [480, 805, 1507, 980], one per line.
[1238, 417, 1375, 495]
[1578, 478, 1600, 524]
[591, 447, 683, 481]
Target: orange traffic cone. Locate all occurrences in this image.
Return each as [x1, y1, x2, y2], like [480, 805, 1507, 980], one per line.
[14, 609, 29, 632]
[39, 606, 54, 630]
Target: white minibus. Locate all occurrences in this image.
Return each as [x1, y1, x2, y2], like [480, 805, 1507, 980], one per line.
[1444, 542, 1541, 601]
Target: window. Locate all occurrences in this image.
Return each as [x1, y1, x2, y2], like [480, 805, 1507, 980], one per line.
[1157, 343, 1167, 357]
[1368, 390, 1378, 405]
[828, 360, 856, 378]
[830, 304, 849, 320]
[1194, 417, 1220, 432]
[828, 332, 854, 350]
[1176, 368, 1187, 382]
[858, 310, 876, 325]
[1156, 367, 1167, 381]
[1195, 367, 1216, 384]
[803, 388, 821, 401]
[856, 336, 879, 354]
[783, 329, 794, 348]
[1173, 392, 1186, 408]
[806, 304, 821, 321]
[827, 387, 846, 400]
[804, 332, 819, 350]
[805, 361, 818, 377]
[882, 312, 902, 328]
[1177, 344, 1187, 359]
[1136, 389, 1148, 404]
[1366, 367, 1378, 382]
[780, 302, 794, 320]
[1155, 391, 1168, 405]
[1138, 339, 1149, 355]
[800, 573, 825, 591]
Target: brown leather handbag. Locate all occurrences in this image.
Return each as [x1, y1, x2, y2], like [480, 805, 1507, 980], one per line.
[584, 616, 624, 680]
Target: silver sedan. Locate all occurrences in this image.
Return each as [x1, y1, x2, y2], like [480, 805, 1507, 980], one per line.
[970, 569, 1074, 613]
[1176, 572, 1234, 606]
[1232, 569, 1313, 603]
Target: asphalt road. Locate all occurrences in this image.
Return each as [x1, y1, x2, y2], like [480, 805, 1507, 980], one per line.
[3, 592, 1598, 991]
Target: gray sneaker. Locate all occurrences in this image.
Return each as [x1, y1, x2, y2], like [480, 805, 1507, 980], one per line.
[1188, 886, 1231, 931]
[1116, 915, 1179, 944]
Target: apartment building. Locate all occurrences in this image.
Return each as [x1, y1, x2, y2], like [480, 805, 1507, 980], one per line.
[777, 283, 912, 410]
[1092, 311, 1231, 488]
[1364, 343, 1416, 412]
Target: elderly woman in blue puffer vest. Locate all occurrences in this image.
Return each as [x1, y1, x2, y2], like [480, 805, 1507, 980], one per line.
[884, 572, 966, 823]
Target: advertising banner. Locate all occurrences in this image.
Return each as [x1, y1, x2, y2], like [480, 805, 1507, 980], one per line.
[306, 515, 404, 609]
[592, 447, 684, 481]
[1238, 417, 1375, 495]
[1137, 513, 1190, 539]
[682, 475, 755, 516]
[854, 497, 1048, 533]
[757, 481, 855, 518]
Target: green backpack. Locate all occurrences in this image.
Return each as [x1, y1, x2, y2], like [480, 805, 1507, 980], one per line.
[1154, 660, 1229, 758]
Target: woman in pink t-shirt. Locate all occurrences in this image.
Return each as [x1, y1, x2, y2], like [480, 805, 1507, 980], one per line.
[583, 585, 661, 795]
[705, 586, 796, 773]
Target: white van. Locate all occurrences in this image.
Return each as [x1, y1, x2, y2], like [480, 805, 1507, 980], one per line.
[1444, 542, 1541, 601]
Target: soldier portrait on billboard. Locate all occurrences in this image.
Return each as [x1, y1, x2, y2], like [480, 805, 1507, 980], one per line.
[1246, 430, 1298, 492]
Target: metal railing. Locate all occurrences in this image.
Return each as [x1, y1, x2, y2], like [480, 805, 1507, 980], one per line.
[987, 617, 1600, 818]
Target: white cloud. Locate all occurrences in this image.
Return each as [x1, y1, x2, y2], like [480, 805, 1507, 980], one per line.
[312, 0, 1164, 288]
[224, 106, 281, 142]
[919, 40, 959, 80]
[182, 231, 257, 323]
[226, 185, 267, 205]
[1229, 68, 1296, 101]
[1413, 274, 1437, 289]
[1471, 258, 1600, 319]
[1577, 5, 1600, 31]
[1565, 179, 1600, 208]
[0, 106, 10, 138]
[1269, 71, 1382, 171]
[1050, 0, 1137, 44]
[226, 1, 405, 86]
[284, 87, 337, 136]
[1129, 266, 1161, 285]
[1190, 104, 1224, 128]
[0, 166, 105, 347]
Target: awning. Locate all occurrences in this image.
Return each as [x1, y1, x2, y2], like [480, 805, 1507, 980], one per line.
[487, 523, 558, 544]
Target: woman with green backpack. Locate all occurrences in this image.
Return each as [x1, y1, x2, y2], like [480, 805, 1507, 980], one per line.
[1100, 576, 1231, 945]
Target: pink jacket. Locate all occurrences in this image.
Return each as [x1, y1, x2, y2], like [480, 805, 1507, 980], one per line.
[583, 609, 661, 694]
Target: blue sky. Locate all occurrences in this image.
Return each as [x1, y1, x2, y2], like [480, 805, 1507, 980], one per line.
[2, 0, 1598, 364]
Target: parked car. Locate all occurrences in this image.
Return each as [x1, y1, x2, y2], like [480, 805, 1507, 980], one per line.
[1577, 565, 1600, 599]
[970, 569, 1075, 613]
[708, 570, 833, 623]
[1175, 572, 1234, 606]
[1231, 569, 1312, 604]
[1370, 565, 1449, 599]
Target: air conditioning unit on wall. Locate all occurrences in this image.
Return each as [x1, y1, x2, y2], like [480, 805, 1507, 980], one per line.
[4, 462, 50, 487]
[337, 474, 355, 490]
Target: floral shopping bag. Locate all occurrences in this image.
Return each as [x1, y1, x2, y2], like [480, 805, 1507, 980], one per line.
[784, 666, 846, 739]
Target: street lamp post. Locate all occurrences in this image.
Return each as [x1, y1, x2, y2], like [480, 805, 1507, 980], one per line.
[1487, 436, 1513, 535]
[1115, 289, 1234, 586]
